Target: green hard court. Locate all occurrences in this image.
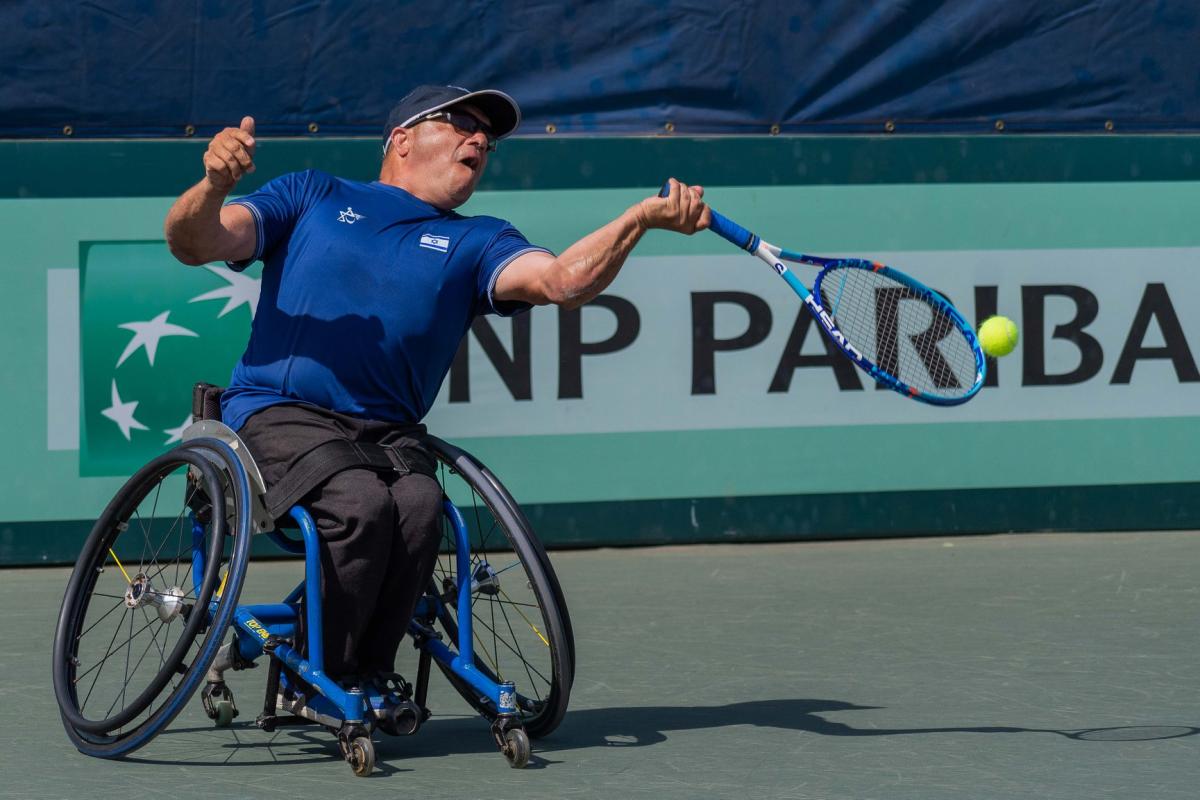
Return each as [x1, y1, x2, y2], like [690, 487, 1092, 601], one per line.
[6, 530, 1198, 800]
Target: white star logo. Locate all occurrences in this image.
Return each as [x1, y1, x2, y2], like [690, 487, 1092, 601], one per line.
[189, 265, 261, 320]
[163, 414, 193, 445]
[337, 206, 365, 224]
[100, 380, 149, 441]
[116, 310, 199, 367]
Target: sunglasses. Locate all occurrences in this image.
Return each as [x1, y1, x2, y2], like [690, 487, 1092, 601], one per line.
[416, 110, 498, 152]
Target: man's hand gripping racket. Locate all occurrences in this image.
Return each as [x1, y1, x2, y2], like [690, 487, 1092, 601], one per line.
[659, 180, 986, 405]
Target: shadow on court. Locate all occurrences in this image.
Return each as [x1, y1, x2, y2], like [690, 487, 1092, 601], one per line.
[117, 697, 1200, 776]
[544, 699, 1200, 748]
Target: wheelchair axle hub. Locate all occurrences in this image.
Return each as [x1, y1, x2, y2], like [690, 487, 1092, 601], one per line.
[471, 562, 501, 595]
[441, 561, 502, 602]
[123, 573, 187, 622]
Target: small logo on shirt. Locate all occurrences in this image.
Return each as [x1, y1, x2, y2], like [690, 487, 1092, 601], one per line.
[419, 233, 450, 253]
[337, 207, 365, 224]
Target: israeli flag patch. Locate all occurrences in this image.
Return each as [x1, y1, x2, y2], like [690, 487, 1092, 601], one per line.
[419, 233, 450, 253]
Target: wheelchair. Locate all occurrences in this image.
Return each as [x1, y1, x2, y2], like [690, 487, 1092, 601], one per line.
[51, 397, 574, 776]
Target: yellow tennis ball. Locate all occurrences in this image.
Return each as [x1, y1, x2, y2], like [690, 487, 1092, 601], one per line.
[978, 315, 1019, 357]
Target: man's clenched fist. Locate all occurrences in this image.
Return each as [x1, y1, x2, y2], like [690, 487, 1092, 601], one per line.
[203, 116, 256, 193]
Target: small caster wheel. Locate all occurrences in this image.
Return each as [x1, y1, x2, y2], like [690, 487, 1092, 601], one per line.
[214, 699, 236, 728]
[347, 736, 375, 777]
[501, 728, 530, 768]
[201, 681, 238, 727]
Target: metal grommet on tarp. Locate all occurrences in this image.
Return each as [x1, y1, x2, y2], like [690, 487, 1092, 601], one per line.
[994, 119, 1006, 131]
[664, 121, 675, 133]
[308, 122, 319, 133]
[769, 124, 780, 135]
[184, 124, 195, 136]
[545, 123, 556, 134]
[62, 124, 74, 136]
[884, 120, 896, 133]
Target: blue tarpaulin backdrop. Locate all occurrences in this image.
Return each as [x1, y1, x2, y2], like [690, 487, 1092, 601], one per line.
[3, 0, 1199, 137]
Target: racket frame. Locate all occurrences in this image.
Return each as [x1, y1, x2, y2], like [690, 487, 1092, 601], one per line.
[706, 207, 986, 405]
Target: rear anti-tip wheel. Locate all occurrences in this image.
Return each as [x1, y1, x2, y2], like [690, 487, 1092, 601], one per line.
[202, 680, 239, 727]
[214, 700, 236, 728]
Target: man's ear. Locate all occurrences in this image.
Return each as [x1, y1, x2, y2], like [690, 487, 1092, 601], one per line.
[388, 127, 412, 157]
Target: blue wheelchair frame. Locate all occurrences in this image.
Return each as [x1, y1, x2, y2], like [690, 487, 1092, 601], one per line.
[197, 499, 518, 727]
[54, 428, 568, 775]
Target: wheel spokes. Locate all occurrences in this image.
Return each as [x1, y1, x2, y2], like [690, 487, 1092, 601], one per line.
[430, 449, 565, 732]
[71, 461, 212, 727]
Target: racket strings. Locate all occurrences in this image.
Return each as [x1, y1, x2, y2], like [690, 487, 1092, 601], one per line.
[816, 266, 977, 397]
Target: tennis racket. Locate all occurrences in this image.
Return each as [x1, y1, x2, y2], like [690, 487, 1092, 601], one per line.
[661, 181, 986, 405]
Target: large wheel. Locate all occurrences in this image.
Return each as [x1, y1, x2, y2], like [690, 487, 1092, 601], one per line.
[52, 438, 253, 758]
[423, 436, 574, 739]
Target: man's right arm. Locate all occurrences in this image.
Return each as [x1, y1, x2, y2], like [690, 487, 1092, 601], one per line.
[164, 116, 258, 266]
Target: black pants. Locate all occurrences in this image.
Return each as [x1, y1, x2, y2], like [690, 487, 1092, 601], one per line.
[238, 403, 443, 680]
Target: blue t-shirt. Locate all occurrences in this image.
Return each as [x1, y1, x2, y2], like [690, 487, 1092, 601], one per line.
[219, 169, 550, 431]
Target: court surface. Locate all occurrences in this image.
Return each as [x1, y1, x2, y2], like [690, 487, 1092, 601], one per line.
[4, 530, 1199, 800]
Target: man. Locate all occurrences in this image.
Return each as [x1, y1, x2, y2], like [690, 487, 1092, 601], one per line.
[164, 84, 709, 688]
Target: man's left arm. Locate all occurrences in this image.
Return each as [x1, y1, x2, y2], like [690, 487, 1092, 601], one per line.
[494, 179, 710, 310]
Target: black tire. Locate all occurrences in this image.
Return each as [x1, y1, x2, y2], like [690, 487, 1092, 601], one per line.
[52, 438, 253, 757]
[422, 436, 573, 739]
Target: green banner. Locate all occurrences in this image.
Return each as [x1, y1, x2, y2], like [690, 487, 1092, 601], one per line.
[80, 242, 260, 475]
[5, 135, 1200, 565]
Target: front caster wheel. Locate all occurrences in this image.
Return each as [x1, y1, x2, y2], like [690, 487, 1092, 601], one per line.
[346, 736, 375, 777]
[501, 728, 530, 768]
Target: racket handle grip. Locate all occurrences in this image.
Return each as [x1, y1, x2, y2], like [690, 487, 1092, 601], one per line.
[657, 179, 758, 252]
[707, 211, 758, 252]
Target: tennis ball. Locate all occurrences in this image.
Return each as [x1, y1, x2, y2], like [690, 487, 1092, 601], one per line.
[978, 315, 1019, 358]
